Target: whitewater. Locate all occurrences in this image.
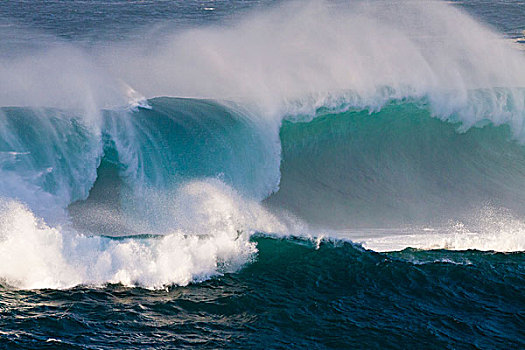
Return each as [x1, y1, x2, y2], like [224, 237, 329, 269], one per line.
[0, 0, 524, 292]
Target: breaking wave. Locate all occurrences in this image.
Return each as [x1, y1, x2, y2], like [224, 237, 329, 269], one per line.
[1, 0, 525, 289]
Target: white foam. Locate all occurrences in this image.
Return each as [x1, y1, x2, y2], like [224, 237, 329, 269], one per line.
[123, 83, 152, 111]
[351, 207, 525, 252]
[0, 179, 291, 290]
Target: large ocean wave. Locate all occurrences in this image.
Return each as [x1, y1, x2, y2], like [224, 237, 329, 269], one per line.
[1, 0, 525, 289]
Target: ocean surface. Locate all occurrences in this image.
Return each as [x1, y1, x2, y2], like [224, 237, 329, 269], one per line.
[1, 0, 524, 348]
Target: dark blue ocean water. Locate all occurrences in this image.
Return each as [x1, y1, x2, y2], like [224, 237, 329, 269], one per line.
[1, 237, 524, 349]
[1, 1, 525, 349]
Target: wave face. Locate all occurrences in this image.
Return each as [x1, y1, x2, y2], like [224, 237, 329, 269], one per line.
[71, 97, 282, 237]
[103, 97, 280, 200]
[4, 96, 525, 235]
[269, 99, 525, 229]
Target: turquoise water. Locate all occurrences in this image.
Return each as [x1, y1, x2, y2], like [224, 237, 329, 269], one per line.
[1, 0, 525, 348]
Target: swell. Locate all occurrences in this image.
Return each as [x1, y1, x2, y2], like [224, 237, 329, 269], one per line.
[0, 98, 280, 227]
